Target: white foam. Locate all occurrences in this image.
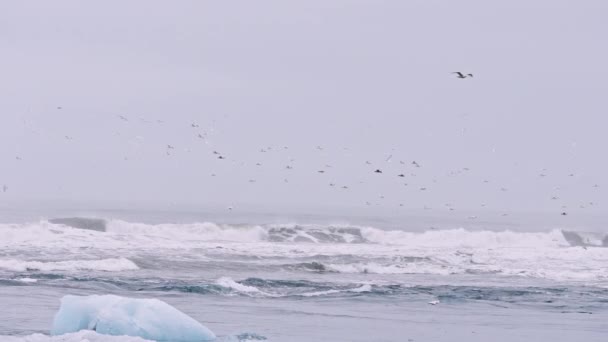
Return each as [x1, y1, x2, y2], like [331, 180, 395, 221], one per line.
[2, 220, 608, 284]
[0, 330, 152, 341]
[106, 220, 268, 243]
[216, 277, 262, 294]
[0, 258, 139, 272]
[301, 289, 342, 297]
[360, 227, 568, 248]
[327, 262, 455, 275]
[15, 277, 38, 283]
[350, 284, 372, 293]
[301, 284, 372, 297]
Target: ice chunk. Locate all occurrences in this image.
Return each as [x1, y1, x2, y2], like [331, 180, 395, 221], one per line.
[51, 295, 215, 341]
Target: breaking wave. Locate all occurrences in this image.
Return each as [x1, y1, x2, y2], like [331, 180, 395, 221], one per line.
[0, 258, 138, 272]
[3, 217, 595, 248]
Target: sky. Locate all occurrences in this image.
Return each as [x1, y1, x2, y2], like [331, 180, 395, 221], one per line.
[0, 1, 607, 218]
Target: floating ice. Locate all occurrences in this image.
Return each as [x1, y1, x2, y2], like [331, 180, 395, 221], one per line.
[51, 295, 216, 341]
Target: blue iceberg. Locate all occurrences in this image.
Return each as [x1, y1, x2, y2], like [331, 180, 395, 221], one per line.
[51, 295, 216, 341]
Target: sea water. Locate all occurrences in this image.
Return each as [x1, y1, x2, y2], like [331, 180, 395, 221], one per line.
[1, 210, 607, 341]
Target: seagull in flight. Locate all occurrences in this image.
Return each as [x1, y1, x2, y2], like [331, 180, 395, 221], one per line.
[452, 72, 473, 79]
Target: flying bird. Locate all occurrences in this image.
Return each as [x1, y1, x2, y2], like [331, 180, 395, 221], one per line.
[374, 169, 382, 174]
[452, 72, 473, 79]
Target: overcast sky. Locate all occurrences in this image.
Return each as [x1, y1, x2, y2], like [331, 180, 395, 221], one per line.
[1, 1, 606, 217]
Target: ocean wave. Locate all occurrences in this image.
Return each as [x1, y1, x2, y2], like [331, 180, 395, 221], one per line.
[326, 262, 456, 275]
[27, 218, 584, 247]
[0, 257, 139, 272]
[2, 219, 608, 284]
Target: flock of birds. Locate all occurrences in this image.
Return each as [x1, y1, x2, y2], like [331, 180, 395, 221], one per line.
[2, 72, 603, 217]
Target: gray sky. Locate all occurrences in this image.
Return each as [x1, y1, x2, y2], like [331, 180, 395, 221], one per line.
[1, 1, 606, 216]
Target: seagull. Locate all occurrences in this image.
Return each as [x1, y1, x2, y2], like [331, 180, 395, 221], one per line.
[2, 185, 7, 193]
[286, 165, 293, 169]
[191, 123, 199, 128]
[118, 115, 129, 122]
[218, 155, 225, 160]
[317, 170, 325, 173]
[374, 169, 382, 174]
[57, 106, 62, 110]
[412, 161, 420, 168]
[15, 156, 21, 161]
[398, 174, 405, 177]
[167, 145, 175, 149]
[452, 72, 473, 79]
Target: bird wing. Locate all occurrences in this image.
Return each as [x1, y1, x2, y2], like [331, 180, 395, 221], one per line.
[452, 72, 464, 77]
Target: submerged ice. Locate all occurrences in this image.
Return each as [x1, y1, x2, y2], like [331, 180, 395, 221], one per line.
[51, 295, 215, 341]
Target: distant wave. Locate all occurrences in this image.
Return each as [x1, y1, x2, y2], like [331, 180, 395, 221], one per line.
[35, 218, 585, 247]
[0, 257, 138, 272]
[2, 219, 607, 284]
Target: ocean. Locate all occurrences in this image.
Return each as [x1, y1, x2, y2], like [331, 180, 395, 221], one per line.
[1, 210, 607, 341]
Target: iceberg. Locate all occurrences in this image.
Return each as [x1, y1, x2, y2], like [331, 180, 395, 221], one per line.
[51, 295, 216, 341]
